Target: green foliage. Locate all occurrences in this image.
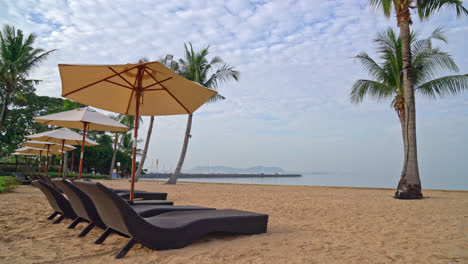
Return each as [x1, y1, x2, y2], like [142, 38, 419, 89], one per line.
[350, 28, 468, 107]
[368, 0, 468, 20]
[0, 176, 20, 193]
[178, 42, 239, 102]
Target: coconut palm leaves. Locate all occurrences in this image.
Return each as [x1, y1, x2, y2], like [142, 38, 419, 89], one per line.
[351, 27, 468, 112]
[0, 25, 55, 130]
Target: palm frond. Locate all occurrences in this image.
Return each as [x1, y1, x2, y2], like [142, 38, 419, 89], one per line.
[416, 74, 468, 99]
[350, 79, 394, 104]
[354, 52, 386, 81]
[368, 0, 393, 17]
[417, 0, 468, 20]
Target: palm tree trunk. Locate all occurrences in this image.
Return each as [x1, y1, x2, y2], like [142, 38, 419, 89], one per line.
[108, 134, 119, 180]
[166, 113, 192, 184]
[395, 20, 422, 199]
[135, 116, 155, 181]
[0, 87, 13, 132]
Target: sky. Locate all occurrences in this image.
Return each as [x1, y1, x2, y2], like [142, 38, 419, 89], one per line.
[1, 0, 467, 190]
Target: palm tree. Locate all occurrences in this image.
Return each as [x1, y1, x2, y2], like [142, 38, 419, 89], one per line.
[351, 27, 468, 195]
[0, 25, 54, 131]
[166, 43, 239, 184]
[368, 0, 468, 199]
[135, 55, 178, 181]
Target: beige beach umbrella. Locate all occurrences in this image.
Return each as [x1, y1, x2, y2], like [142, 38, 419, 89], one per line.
[26, 128, 98, 178]
[15, 147, 65, 175]
[33, 107, 128, 179]
[22, 141, 75, 176]
[59, 61, 217, 200]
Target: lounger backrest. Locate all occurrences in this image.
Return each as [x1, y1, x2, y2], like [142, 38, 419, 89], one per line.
[53, 179, 90, 221]
[31, 180, 74, 217]
[42, 176, 57, 188]
[75, 181, 139, 236]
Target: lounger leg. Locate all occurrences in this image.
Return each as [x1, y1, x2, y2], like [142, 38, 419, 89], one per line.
[115, 239, 136, 259]
[47, 212, 59, 220]
[78, 223, 95, 237]
[94, 228, 112, 244]
[52, 214, 65, 224]
[68, 217, 82, 229]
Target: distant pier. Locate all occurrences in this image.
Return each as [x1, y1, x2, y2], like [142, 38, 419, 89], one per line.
[142, 173, 302, 179]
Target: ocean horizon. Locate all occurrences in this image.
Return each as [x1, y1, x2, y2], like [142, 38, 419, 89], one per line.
[141, 172, 468, 191]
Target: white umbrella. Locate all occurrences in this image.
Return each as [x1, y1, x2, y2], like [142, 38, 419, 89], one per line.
[34, 107, 128, 179]
[26, 128, 98, 177]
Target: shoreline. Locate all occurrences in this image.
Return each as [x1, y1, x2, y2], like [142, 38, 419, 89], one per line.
[140, 178, 468, 192]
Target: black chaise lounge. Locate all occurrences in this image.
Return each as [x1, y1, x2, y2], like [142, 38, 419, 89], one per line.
[12, 172, 31, 185]
[54, 179, 216, 242]
[75, 180, 269, 258]
[31, 180, 77, 224]
[52, 179, 173, 234]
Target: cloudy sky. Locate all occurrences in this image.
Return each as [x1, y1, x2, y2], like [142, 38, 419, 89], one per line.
[2, 0, 467, 190]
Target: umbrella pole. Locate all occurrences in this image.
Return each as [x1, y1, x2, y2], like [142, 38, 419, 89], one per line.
[29, 156, 32, 176]
[78, 123, 88, 180]
[39, 150, 42, 175]
[58, 140, 65, 178]
[45, 145, 50, 176]
[130, 70, 143, 201]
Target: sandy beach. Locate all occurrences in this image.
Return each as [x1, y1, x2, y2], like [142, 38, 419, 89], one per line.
[0, 180, 467, 263]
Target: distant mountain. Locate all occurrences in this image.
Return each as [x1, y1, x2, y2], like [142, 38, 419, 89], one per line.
[185, 166, 287, 174]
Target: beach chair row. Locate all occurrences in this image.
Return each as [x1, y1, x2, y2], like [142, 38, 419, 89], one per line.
[27, 175, 268, 258]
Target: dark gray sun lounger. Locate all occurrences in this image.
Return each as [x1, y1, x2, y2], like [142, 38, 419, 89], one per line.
[31, 180, 77, 224]
[12, 172, 32, 185]
[52, 178, 176, 236]
[75, 180, 269, 258]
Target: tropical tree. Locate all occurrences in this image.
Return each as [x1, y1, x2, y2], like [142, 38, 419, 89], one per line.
[166, 43, 239, 184]
[352, 27, 468, 196]
[0, 24, 55, 131]
[368, 0, 468, 199]
[134, 55, 179, 181]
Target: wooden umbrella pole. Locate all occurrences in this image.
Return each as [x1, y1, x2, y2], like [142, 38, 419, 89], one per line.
[58, 140, 65, 178]
[78, 122, 87, 180]
[29, 156, 32, 176]
[39, 150, 42, 175]
[130, 66, 143, 201]
[45, 145, 50, 176]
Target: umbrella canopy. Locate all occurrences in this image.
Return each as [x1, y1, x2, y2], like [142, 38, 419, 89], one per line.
[33, 107, 128, 132]
[26, 128, 98, 146]
[59, 61, 217, 200]
[26, 128, 98, 178]
[15, 147, 64, 176]
[33, 107, 128, 179]
[23, 140, 76, 151]
[15, 147, 64, 155]
[59, 61, 217, 116]
[22, 141, 75, 176]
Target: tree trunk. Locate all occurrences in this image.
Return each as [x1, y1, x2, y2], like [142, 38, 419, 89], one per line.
[0, 87, 12, 134]
[166, 113, 193, 184]
[395, 20, 422, 199]
[108, 133, 119, 180]
[135, 116, 155, 181]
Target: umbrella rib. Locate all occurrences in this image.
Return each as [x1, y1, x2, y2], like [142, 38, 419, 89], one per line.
[144, 88, 164, 91]
[125, 89, 135, 114]
[104, 79, 134, 90]
[142, 68, 190, 113]
[142, 77, 173, 90]
[108, 67, 137, 89]
[63, 65, 139, 97]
